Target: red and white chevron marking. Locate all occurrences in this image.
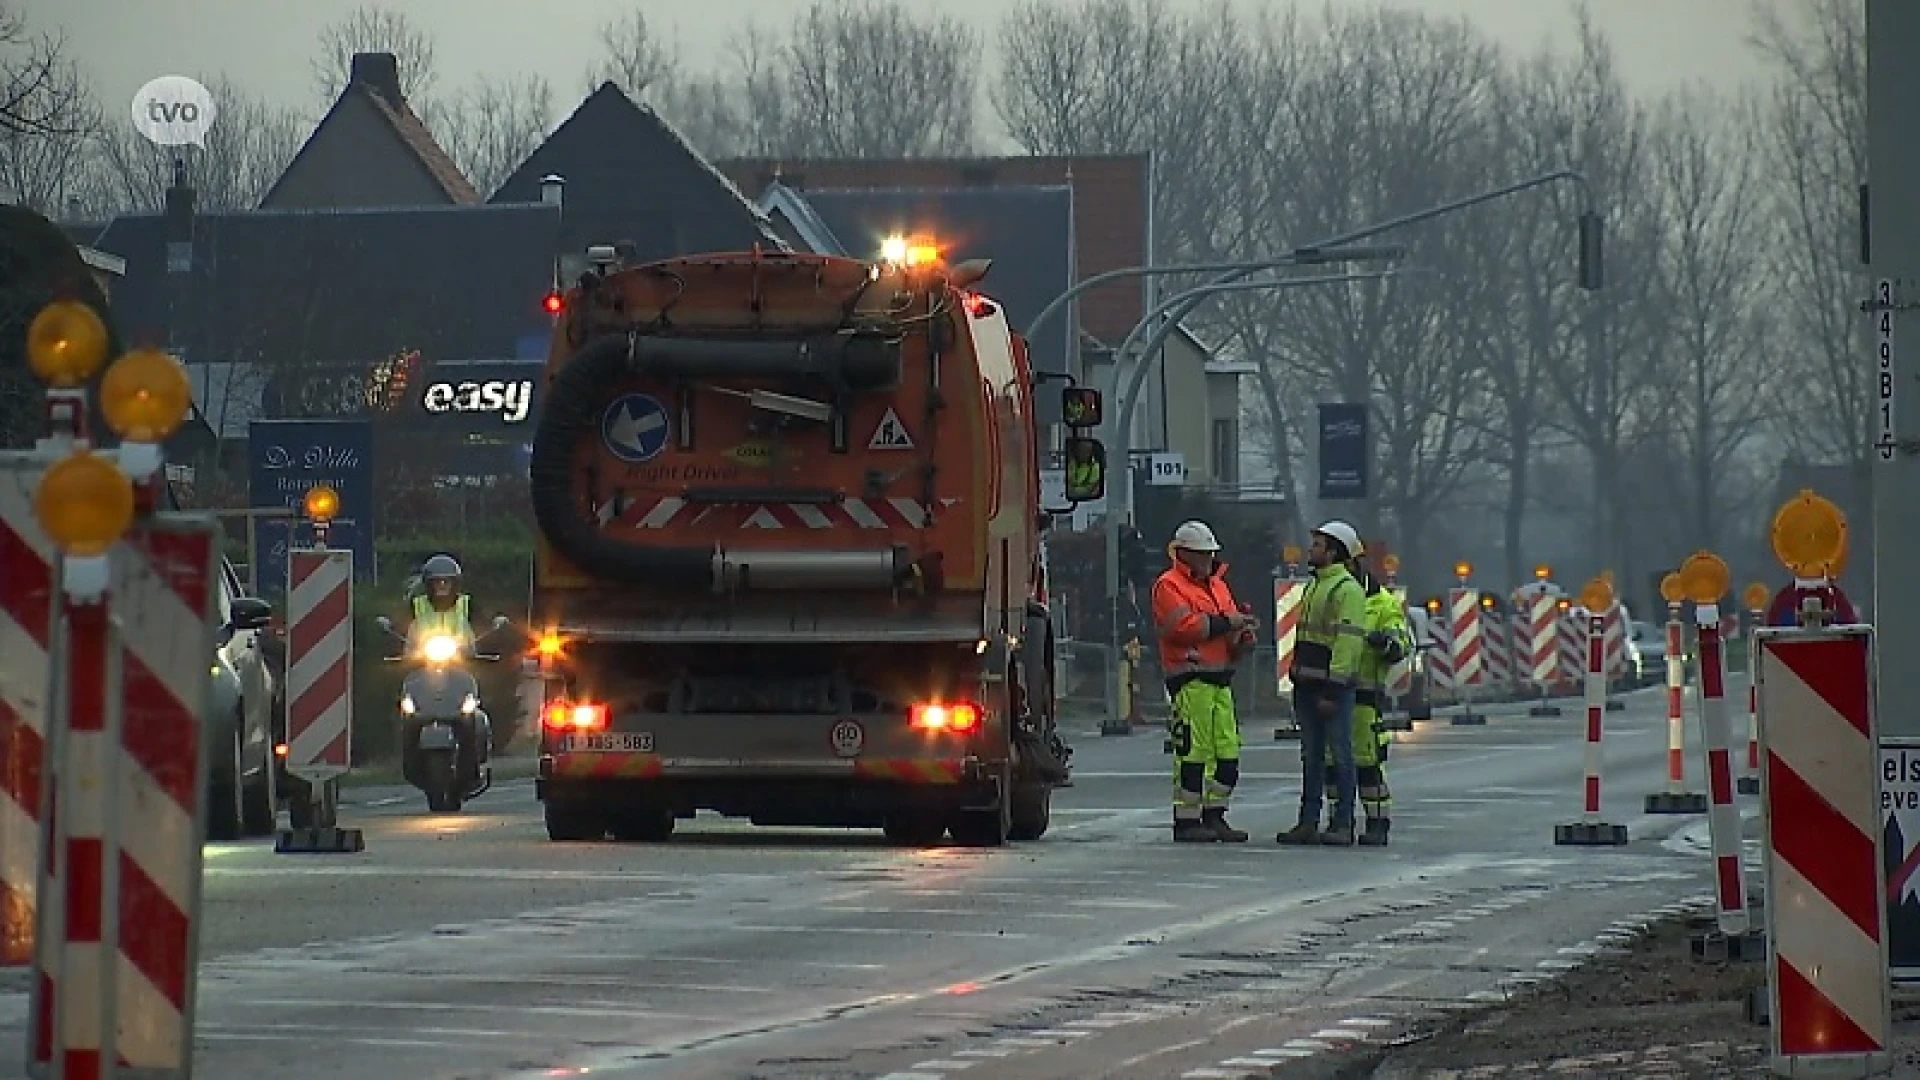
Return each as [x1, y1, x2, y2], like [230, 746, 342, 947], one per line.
[1756, 627, 1891, 1067]
[1446, 588, 1483, 687]
[1481, 611, 1510, 686]
[1695, 604, 1751, 934]
[1526, 593, 1558, 689]
[620, 495, 960, 531]
[0, 462, 51, 968]
[1602, 603, 1627, 677]
[32, 522, 217, 1076]
[1272, 577, 1306, 695]
[1425, 611, 1454, 691]
[286, 549, 353, 781]
[1745, 607, 1764, 780]
[1557, 608, 1583, 685]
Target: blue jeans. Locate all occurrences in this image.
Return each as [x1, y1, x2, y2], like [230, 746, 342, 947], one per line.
[1295, 683, 1357, 829]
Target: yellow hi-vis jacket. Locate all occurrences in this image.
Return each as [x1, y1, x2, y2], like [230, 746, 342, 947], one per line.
[410, 594, 474, 652]
[1292, 563, 1366, 687]
[1355, 582, 1412, 701]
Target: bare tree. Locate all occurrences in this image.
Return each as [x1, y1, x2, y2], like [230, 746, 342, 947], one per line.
[767, 0, 980, 158]
[0, 5, 88, 138]
[79, 75, 303, 213]
[1644, 85, 1776, 549]
[587, 8, 679, 100]
[992, 0, 1174, 156]
[424, 74, 554, 198]
[1750, 0, 1868, 467]
[311, 5, 439, 106]
[0, 45, 98, 213]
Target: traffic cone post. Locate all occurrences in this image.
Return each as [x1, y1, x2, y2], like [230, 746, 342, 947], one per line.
[1645, 576, 1707, 814]
[1737, 586, 1767, 796]
[1555, 576, 1629, 846]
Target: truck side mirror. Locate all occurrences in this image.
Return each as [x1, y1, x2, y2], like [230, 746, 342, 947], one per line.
[1061, 387, 1102, 429]
[1063, 437, 1107, 503]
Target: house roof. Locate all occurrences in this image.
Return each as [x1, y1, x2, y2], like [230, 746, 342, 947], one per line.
[90, 202, 562, 417]
[794, 184, 1075, 381]
[716, 154, 1151, 344]
[490, 82, 784, 260]
[77, 246, 124, 277]
[261, 53, 479, 208]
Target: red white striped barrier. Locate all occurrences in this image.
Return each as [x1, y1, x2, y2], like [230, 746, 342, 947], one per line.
[1424, 612, 1454, 691]
[1556, 607, 1583, 689]
[1484, 611, 1515, 689]
[1602, 603, 1627, 680]
[1273, 576, 1305, 696]
[1755, 626, 1891, 1073]
[1446, 589, 1483, 688]
[30, 519, 216, 1077]
[1742, 605, 1763, 795]
[0, 460, 52, 967]
[1693, 602, 1750, 932]
[1554, 609, 1627, 845]
[1664, 613, 1685, 786]
[1524, 594, 1558, 692]
[285, 549, 353, 781]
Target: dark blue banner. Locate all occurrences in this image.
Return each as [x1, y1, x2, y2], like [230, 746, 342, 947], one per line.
[248, 419, 375, 596]
[1317, 402, 1368, 500]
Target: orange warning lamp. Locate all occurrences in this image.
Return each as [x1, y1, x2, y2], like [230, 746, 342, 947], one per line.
[34, 449, 134, 557]
[303, 484, 340, 524]
[26, 300, 110, 387]
[1557, 597, 1571, 611]
[1381, 554, 1400, 575]
[1424, 597, 1441, 613]
[1676, 550, 1730, 606]
[536, 631, 563, 659]
[1659, 572, 1685, 605]
[1743, 582, 1771, 612]
[100, 347, 193, 442]
[1479, 594, 1494, 609]
[1282, 544, 1302, 565]
[1533, 564, 1550, 581]
[1578, 577, 1613, 612]
[1453, 560, 1472, 579]
[1770, 489, 1846, 579]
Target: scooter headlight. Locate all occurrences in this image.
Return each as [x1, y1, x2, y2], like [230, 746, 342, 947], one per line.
[421, 634, 459, 665]
[460, 693, 478, 716]
[399, 694, 417, 716]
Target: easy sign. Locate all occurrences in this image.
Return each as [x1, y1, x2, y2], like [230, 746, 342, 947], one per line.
[422, 379, 535, 423]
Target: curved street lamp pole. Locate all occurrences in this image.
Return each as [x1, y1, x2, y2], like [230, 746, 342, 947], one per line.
[1099, 269, 1409, 733]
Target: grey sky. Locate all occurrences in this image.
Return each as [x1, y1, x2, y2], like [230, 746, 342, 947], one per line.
[40, 0, 1786, 141]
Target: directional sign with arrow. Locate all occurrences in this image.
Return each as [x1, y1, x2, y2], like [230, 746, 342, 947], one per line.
[601, 393, 670, 463]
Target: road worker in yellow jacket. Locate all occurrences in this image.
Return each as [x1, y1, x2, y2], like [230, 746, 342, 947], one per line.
[1278, 521, 1369, 846]
[1151, 520, 1258, 843]
[1321, 553, 1410, 846]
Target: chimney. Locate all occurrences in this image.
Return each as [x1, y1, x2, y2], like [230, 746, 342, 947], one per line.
[350, 52, 404, 108]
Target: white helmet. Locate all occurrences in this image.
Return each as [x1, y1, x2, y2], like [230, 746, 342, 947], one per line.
[1170, 520, 1221, 553]
[1314, 520, 1364, 559]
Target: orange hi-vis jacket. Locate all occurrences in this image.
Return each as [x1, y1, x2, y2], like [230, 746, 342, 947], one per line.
[1151, 558, 1251, 692]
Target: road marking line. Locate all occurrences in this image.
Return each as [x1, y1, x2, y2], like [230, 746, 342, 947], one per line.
[909, 1060, 976, 1070]
[1251, 1046, 1317, 1058]
[821, 906, 1093, 920]
[1313, 1027, 1371, 1040]
[732, 925, 1031, 938]
[952, 1047, 1017, 1057]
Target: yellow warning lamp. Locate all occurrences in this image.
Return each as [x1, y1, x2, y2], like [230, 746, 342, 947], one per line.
[1282, 544, 1302, 565]
[1557, 597, 1571, 611]
[1479, 593, 1494, 609]
[1676, 550, 1730, 605]
[1424, 597, 1441, 613]
[1453, 560, 1472, 579]
[303, 484, 340, 524]
[1769, 489, 1845, 579]
[26, 301, 111, 388]
[1381, 554, 1401, 575]
[34, 450, 134, 557]
[1578, 576, 1613, 612]
[1533, 564, 1550, 581]
[1659, 572, 1685, 605]
[1743, 582, 1771, 612]
[536, 631, 563, 659]
[99, 348, 193, 442]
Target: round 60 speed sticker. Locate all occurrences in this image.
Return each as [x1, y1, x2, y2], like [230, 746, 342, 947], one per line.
[829, 719, 865, 758]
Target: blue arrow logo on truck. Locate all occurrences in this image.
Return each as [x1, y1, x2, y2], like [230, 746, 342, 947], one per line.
[601, 394, 669, 463]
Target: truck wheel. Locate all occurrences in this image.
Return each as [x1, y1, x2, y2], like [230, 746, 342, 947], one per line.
[544, 800, 604, 842]
[950, 768, 1013, 848]
[609, 805, 674, 843]
[882, 812, 946, 847]
[207, 726, 245, 843]
[1008, 782, 1051, 842]
[241, 771, 275, 837]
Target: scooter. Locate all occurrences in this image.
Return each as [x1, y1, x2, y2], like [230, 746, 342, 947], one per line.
[374, 614, 510, 813]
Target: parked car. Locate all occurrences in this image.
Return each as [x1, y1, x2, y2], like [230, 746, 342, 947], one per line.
[207, 556, 278, 841]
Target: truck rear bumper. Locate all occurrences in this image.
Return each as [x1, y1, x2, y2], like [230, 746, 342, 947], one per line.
[536, 752, 1005, 826]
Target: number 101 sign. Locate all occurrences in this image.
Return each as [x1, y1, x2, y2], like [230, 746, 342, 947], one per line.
[1145, 451, 1186, 487]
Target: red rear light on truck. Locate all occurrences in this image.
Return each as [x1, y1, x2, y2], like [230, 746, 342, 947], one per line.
[544, 701, 608, 732]
[911, 702, 980, 733]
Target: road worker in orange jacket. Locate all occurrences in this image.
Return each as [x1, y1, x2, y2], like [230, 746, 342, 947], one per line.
[1151, 520, 1258, 843]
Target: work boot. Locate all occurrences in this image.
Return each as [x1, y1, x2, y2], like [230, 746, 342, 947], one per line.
[1275, 822, 1320, 845]
[1174, 816, 1219, 843]
[1202, 808, 1248, 843]
[1358, 817, 1391, 847]
[1319, 822, 1358, 846]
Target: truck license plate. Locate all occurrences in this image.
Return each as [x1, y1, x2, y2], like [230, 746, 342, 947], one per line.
[557, 732, 654, 753]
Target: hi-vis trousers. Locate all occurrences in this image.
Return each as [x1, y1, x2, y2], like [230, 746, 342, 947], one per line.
[1324, 690, 1392, 821]
[1170, 680, 1241, 822]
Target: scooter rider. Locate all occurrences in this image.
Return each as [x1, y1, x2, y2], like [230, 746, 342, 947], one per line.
[409, 554, 476, 654]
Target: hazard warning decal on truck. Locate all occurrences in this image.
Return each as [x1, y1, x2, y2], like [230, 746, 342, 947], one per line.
[868, 407, 914, 450]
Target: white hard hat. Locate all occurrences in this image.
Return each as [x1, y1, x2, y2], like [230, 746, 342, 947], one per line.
[1313, 520, 1364, 558]
[1171, 520, 1221, 552]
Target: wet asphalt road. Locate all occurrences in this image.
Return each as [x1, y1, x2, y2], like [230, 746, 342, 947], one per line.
[0, 684, 1742, 1079]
